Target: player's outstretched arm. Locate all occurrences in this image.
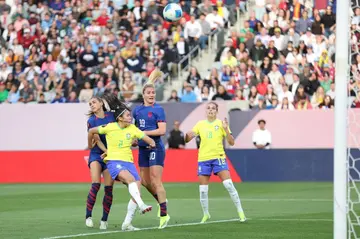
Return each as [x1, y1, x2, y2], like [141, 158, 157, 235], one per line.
[88, 127, 99, 149]
[222, 118, 235, 146]
[142, 135, 156, 148]
[185, 131, 196, 143]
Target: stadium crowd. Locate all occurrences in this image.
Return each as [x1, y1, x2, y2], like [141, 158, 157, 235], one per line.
[0, 0, 238, 104]
[171, 0, 360, 110]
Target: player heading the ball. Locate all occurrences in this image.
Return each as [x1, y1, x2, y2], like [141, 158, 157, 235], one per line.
[88, 102, 154, 217]
[185, 102, 246, 223]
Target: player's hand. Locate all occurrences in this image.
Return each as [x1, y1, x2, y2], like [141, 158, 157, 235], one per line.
[222, 117, 229, 129]
[132, 139, 138, 147]
[187, 131, 196, 138]
[101, 151, 107, 159]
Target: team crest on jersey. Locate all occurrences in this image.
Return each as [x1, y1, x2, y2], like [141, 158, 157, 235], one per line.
[148, 112, 153, 118]
[126, 133, 131, 140]
[214, 125, 219, 131]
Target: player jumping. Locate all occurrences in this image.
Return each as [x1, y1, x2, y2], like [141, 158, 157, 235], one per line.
[88, 100, 154, 222]
[85, 96, 115, 230]
[185, 102, 246, 223]
[132, 69, 170, 229]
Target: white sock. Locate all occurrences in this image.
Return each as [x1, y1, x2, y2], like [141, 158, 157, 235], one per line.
[222, 179, 243, 213]
[199, 185, 209, 215]
[128, 182, 145, 208]
[123, 199, 137, 225]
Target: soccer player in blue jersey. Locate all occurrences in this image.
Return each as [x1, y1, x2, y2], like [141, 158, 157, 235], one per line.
[132, 69, 170, 229]
[185, 102, 246, 223]
[85, 96, 115, 230]
[88, 101, 154, 222]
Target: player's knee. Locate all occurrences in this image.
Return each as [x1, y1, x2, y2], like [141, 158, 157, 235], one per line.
[222, 179, 234, 191]
[141, 178, 150, 188]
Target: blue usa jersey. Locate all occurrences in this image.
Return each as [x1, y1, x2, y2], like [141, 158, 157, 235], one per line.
[132, 103, 166, 148]
[87, 112, 115, 160]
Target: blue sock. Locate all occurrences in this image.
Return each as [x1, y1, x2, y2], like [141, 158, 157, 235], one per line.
[160, 202, 167, 217]
[86, 183, 100, 218]
[101, 186, 113, 221]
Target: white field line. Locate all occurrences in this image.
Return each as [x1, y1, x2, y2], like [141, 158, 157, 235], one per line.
[40, 218, 333, 239]
[21, 198, 333, 202]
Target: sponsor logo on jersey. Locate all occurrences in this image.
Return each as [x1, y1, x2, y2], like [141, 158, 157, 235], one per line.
[214, 125, 219, 131]
[126, 133, 131, 140]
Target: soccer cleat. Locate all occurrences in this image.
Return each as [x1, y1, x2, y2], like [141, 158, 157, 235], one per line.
[99, 220, 108, 230]
[85, 217, 94, 228]
[139, 204, 152, 214]
[201, 213, 211, 223]
[159, 214, 170, 229]
[157, 199, 169, 218]
[239, 211, 247, 222]
[122, 223, 140, 231]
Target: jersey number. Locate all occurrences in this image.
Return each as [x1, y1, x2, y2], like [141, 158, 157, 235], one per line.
[207, 131, 213, 139]
[118, 140, 123, 148]
[139, 119, 146, 128]
[218, 158, 226, 165]
[150, 152, 156, 160]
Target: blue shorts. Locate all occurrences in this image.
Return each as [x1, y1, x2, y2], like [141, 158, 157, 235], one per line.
[138, 147, 165, 167]
[198, 158, 229, 176]
[88, 159, 107, 171]
[106, 160, 140, 181]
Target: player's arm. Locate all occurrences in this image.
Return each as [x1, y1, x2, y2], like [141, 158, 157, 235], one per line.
[185, 130, 197, 143]
[144, 108, 167, 136]
[185, 122, 199, 143]
[143, 135, 156, 148]
[135, 128, 156, 148]
[88, 127, 100, 149]
[222, 118, 235, 146]
[144, 122, 166, 136]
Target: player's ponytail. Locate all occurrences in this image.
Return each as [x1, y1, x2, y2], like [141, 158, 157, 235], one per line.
[142, 68, 162, 94]
[101, 93, 130, 119]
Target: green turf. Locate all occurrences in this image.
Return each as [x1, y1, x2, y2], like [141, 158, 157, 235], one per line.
[0, 183, 334, 239]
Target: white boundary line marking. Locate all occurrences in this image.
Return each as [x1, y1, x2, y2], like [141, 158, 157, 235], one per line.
[23, 198, 333, 202]
[40, 218, 333, 239]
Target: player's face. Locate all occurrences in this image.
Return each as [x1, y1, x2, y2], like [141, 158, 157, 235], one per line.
[120, 110, 132, 126]
[206, 103, 218, 118]
[143, 87, 155, 105]
[89, 98, 102, 113]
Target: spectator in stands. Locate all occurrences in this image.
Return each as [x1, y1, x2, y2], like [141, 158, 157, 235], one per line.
[0, 81, 7, 103]
[252, 119, 271, 149]
[168, 90, 181, 102]
[168, 120, 185, 149]
[181, 83, 197, 102]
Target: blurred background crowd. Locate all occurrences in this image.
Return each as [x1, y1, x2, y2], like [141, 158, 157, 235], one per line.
[0, 0, 359, 111]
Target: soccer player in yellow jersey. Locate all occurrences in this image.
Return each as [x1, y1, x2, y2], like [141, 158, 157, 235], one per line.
[88, 104, 154, 219]
[185, 102, 246, 223]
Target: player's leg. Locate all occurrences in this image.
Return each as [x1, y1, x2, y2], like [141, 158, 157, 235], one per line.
[122, 181, 141, 231]
[86, 161, 103, 228]
[217, 167, 246, 222]
[139, 149, 159, 202]
[198, 161, 212, 223]
[116, 163, 152, 214]
[100, 164, 114, 230]
[149, 150, 170, 229]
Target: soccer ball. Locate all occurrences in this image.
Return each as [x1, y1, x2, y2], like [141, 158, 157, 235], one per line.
[163, 3, 183, 22]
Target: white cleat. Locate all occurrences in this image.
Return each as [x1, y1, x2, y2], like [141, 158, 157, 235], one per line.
[99, 220, 108, 230]
[85, 217, 94, 228]
[139, 204, 152, 214]
[122, 223, 140, 231]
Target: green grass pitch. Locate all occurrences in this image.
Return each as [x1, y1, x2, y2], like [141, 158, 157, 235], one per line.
[0, 183, 334, 239]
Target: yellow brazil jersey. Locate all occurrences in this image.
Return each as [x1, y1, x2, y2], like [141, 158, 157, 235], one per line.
[98, 123, 145, 163]
[192, 119, 230, 162]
